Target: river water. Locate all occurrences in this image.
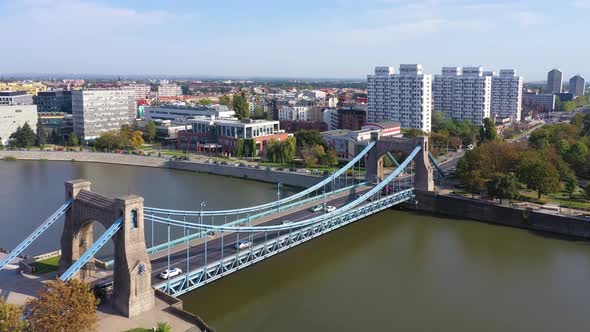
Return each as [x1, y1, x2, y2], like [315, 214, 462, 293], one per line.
[2, 160, 590, 331]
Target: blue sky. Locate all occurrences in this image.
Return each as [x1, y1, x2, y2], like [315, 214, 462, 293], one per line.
[0, 0, 588, 81]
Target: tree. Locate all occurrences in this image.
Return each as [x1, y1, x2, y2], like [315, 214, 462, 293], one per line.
[143, 120, 157, 144]
[10, 123, 36, 148]
[266, 137, 296, 163]
[27, 278, 99, 332]
[478, 118, 497, 143]
[218, 94, 232, 107]
[68, 131, 79, 147]
[232, 92, 250, 119]
[36, 119, 47, 147]
[129, 131, 145, 149]
[198, 98, 213, 106]
[301, 146, 318, 166]
[0, 300, 28, 332]
[323, 147, 339, 166]
[402, 128, 425, 138]
[585, 184, 590, 199]
[564, 142, 589, 175]
[294, 130, 324, 150]
[50, 129, 63, 145]
[564, 173, 578, 197]
[487, 173, 519, 203]
[94, 130, 126, 152]
[515, 151, 561, 199]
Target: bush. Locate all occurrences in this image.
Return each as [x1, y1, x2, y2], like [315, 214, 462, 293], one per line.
[2, 156, 17, 161]
[157, 321, 172, 332]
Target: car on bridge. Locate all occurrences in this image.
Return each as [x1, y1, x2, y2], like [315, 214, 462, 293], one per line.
[235, 240, 252, 250]
[159, 267, 182, 279]
[325, 206, 336, 213]
[309, 204, 323, 212]
[281, 220, 294, 225]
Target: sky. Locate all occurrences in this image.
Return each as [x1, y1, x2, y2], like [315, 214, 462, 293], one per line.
[0, 0, 588, 81]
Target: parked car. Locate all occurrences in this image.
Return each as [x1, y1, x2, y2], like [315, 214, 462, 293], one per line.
[221, 161, 229, 165]
[325, 206, 336, 213]
[276, 167, 285, 171]
[281, 220, 293, 225]
[159, 267, 182, 279]
[289, 168, 296, 172]
[309, 205, 323, 212]
[235, 241, 252, 250]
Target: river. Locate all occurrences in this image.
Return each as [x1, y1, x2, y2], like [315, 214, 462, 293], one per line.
[2, 160, 590, 331]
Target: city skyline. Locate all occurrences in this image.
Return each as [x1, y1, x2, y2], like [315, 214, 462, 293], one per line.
[0, 0, 589, 80]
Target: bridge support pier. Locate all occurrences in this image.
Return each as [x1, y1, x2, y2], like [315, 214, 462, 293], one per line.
[60, 180, 154, 318]
[366, 134, 434, 191]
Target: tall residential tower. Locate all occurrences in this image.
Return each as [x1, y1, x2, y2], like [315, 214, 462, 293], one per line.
[569, 75, 586, 97]
[488, 70, 523, 121]
[547, 69, 563, 94]
[433, 66, 492, 125]
[367, 64, 432, 132]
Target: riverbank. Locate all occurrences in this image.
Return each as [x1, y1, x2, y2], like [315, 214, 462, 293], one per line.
[415, 190, 590, 239]
[0, 151, 325, 188]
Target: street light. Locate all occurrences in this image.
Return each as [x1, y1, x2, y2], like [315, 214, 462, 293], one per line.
[200, 201, 207, 276]
[277, 183, 283, 213]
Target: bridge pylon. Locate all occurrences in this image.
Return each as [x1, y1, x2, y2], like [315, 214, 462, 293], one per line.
[366, 133, 434, 192]
[60, 180, 154, 317]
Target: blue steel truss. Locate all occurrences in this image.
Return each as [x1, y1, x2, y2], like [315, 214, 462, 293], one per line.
[155, 189, 415, 296]
[386, 152, 400, 167]
[0, 199, 73, 271]
[144, 141, 376, 217]
[60, 216, 124, 281]
[428, 151, 446, 178]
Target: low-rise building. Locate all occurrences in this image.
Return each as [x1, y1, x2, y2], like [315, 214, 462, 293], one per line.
[0, 82, 47, 96]
[177, 117, 289, 156]
[523, 92, 555, 113]
[144, 104, 234, 122]
[0, 91, 37, 145]
[338, 108, 366, 131]
[321, 121, 401, 161]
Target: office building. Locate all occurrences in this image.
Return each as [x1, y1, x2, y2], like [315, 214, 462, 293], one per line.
[547, 69, 563, 94]
[144, 104, 234, 122]
[177, 118, 289, 156]
[367, 64, 432, 132]
[490, 69, 523, 121]
[35, 90, 72, 114]
[157, 83, 182, 98]
[72, 89, 136, 140]
[322, 108, 339, 131]
[523, 92, 556, 113]
[569, 75, 586, 97]
[0, 91, 37, 145]
[433, 66, 492, 125]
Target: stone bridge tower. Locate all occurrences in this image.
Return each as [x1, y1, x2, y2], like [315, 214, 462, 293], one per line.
[60, 180, 154, 317]
[366, 133, 434, 192]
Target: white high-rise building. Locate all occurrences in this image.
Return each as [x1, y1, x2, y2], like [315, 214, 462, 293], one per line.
[489, 69, 523, 121]
[157, 83, 182, 98]
[367, 64, 432, 132]
[72, 89, 136, 140]
[433, 66, 492, 125]
[127, 84, 151, 100]
[0, 91, 37, 145]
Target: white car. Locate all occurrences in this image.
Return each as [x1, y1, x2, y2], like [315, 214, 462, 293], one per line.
[325, 206, 336, 213]
[281, 220, 293, 225]
[159, 267, 182, 279]
[309, 204, 323, 212]
[235, 241, 252, 250]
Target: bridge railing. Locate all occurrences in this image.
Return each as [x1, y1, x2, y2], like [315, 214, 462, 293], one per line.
[155, 189, 416, 296]
[144, 141, 376, 217]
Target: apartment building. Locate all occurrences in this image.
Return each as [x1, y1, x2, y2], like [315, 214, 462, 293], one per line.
[547, 69, 563, 94]
[0, 91, 37, 145]
[488, 69, 523, 121]
[157, 83, 182, 98]
[127, 84, 151, 100]
[71, 89, 136, 140]
[569, 75, 586, 97]
[433, 66, 492, 125]
[278, 106, 310, 121]
[367, 64, 432, 132]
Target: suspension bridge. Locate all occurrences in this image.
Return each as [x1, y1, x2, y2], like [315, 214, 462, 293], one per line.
[0, 134, 440, 317]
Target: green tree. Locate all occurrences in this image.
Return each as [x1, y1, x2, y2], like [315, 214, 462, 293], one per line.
[294, 130, 324, 150]
[564, 173, 578, 197]
[402, 128, 425, 138]
[198, 98, 213, 106]
[487, 173, 519, 203]
[561, 100, 576, 112]
[478, 118, 497, 143]
[218, 94, 232, 107]
[27, 278, 99, 332]
[232, 92, 250, 119]
[143, 120, 157, 143]
[36, 119, 47, 147]
[157, 321, 172, 332]
[10, 122, 36, 148]
[0, 299, 28, 332]
[68, 131, 79, 147]
[516, 151, 561, 199]
[94, 130, 126, 152]
[322, 147, 338, 166]
[585, 184, 590, 199]
[50, 129, 63, 145]
[564, 142, 589, 175]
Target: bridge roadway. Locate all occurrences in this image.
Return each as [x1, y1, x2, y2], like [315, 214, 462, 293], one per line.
[146, 185, 380, 285]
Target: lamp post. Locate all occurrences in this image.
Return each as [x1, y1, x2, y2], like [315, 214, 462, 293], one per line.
[200, 201, 207, 277]
[277, 182, 282, 213]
